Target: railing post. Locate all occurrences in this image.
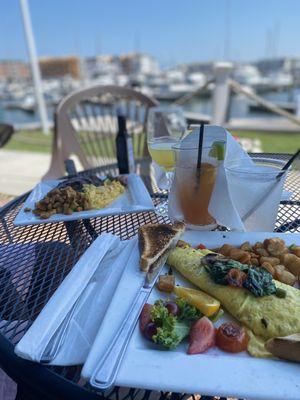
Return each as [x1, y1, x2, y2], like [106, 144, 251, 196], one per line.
[212, 62, 233, 124]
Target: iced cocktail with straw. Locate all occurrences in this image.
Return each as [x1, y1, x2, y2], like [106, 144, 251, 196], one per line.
[173, 130, 219, 229]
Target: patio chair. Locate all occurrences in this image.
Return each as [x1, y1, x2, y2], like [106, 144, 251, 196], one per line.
[43, 85, 158, 180]
[0, 124, 14, 148]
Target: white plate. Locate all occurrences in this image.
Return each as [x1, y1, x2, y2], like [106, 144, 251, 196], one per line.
[14, 174, 154, 226]
[84, 231, 300, 400]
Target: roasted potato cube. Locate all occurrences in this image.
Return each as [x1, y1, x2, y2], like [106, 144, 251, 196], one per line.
[261, 262, 275, 277]
[39, 212, 50, 219]
[157, 275, 175, 293]
[229, 248, 251, 264]
[260, 256, 280, 267]
[35, 202, 46, 211]
[275, 269, 296, 286]
[290, 245, 300, 258]
[255, 247, 269, 257]
[253, 242, 264, 250]
[274, 264, 286, 280]
[240, 241, 252, 251]
[264, 238, 286, 257]
[218, 244, 233, 256]
[176, 240, 191, 248]
[250, 257, 260, 266]
[280, 253, 300, 277]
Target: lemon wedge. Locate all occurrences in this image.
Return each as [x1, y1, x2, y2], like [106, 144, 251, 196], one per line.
[174, 286, 220, 317]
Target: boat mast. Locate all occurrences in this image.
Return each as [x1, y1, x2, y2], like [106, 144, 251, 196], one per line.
[19, 0, 49, 134]
[223, 0, 231, 61]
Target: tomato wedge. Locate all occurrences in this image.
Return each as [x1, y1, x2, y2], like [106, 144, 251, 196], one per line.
[197, 243, 206, 250]
[188, 317, 216, 355]
[216, 322, 249, 353]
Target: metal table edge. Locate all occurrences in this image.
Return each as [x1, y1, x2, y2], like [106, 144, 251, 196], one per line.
[0, 333, 102, 400]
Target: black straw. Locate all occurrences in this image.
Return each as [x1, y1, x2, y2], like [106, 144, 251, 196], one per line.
[276, 148, 300, 179]
[195, 124, 204, 188]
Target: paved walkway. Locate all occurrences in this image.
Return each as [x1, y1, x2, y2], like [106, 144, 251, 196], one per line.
[0, 150, 50, 394]
[0, 150, 51, 197]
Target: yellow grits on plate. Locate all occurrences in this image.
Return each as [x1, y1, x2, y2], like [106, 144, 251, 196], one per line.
[84, 180, 125, 209]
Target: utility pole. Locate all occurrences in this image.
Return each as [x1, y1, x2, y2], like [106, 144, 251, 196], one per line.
[20, 0, 49, 134]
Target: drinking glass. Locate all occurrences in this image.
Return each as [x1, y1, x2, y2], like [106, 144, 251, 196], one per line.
[147, 106, 186, 216]
[173, 142, 218, 230]
[225, 157, 287, 231]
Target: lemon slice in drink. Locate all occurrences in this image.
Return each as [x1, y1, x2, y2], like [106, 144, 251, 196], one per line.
[209, 141, 225, 161]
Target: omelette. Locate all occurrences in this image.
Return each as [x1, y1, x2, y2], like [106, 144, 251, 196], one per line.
[167, 246, 300, 357]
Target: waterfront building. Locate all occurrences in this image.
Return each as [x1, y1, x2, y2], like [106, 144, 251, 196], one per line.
[39, 56, 81, 79]
[85, 55, 121, 79]
[119, 53, 159, 76]
[0, 60, 30, 82]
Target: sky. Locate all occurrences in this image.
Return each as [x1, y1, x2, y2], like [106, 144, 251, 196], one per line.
[1, 0, 300, 67]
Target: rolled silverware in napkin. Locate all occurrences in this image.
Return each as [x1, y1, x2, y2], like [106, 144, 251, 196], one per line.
[15, 234, 136, 366]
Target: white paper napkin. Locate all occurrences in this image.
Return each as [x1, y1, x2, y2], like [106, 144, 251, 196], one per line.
[15, 233, 136, 366]
[81, 239, 142, 382]
[168, 125, 287, 231]
[152, 161, 169, 190]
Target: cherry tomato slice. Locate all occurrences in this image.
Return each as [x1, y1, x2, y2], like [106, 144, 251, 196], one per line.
[197, 244, 206, 250]
[216, 322, 249, 353]
[226, 268, 247, 288]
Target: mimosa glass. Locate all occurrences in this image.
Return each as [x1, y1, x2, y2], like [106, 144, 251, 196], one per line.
[147, 106, 186, 216]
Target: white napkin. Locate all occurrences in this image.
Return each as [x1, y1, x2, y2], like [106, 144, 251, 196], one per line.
[81, 239, 141, 382]
[15, 233, 136, 366]
[152, 161, 169, 190]
[169, 125, 287, 231]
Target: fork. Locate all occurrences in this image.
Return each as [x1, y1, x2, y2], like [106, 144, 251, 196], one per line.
[40, 297, 80, 363]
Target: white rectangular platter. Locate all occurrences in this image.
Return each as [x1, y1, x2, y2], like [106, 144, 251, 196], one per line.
[14, 174, 154, 226]
[85, 231, 300, 400]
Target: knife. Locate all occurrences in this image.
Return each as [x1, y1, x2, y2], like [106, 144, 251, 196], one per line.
[91, 249, 172, 390]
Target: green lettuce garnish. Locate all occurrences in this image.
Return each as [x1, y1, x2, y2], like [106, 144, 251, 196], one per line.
[150, 299, 202, 349]
[175, 297, 202, 321]
[153, 320, 190, 349]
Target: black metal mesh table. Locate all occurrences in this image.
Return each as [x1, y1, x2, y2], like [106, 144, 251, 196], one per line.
[0, 153, 299, 400]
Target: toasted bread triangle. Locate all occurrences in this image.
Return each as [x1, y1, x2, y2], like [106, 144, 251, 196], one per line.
[138, 222, 185, 271]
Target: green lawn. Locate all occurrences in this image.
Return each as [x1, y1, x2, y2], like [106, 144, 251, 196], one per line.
[4, 130, 52, 153]
[3, 129, 299, 154]
[232, 131, 299, 154]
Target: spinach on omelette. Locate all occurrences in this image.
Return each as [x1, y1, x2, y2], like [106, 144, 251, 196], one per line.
[204, 258, 283, 297]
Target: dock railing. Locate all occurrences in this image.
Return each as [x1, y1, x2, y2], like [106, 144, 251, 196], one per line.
[174, 62, 300, 132]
